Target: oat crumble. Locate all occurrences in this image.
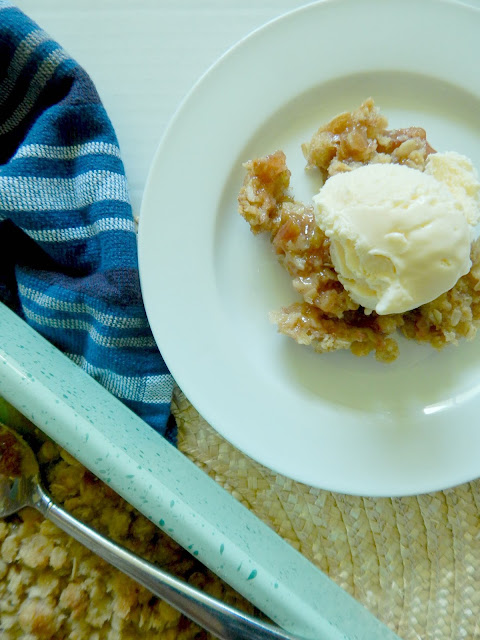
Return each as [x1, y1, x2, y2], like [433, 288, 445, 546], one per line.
[0, 438, 256, 639]
[238, 99, 480, 362]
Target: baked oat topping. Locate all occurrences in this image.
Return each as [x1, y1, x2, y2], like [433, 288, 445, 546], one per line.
[238, 99, 480, 362]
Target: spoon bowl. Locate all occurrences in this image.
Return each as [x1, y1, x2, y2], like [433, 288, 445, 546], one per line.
[0, 423, 40, 517]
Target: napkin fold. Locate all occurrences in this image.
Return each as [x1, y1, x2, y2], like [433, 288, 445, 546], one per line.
[0, 2, 175, 442]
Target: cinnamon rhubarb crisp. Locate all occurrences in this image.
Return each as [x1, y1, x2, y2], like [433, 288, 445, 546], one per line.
[238, 98, 480, 362]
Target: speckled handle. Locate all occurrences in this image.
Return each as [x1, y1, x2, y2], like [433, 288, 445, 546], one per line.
[0, 303, 401, 640]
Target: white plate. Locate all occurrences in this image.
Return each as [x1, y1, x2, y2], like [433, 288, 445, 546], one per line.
[138, 0, 480, 497]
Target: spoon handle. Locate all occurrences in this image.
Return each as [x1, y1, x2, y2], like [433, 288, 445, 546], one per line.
[31, 484, 307, 640]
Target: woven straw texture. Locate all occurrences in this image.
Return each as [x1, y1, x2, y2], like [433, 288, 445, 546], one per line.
[174, 388, 480, 640]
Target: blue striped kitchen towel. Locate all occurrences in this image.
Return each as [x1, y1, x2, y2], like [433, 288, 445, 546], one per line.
[0, 3, 176, 442]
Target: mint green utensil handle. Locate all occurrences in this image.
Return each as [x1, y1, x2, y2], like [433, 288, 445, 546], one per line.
[0, 302, 401, 640]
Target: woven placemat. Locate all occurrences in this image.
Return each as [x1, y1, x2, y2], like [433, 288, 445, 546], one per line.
[173, 387, 480, 640]
[1, 391, 479, 639]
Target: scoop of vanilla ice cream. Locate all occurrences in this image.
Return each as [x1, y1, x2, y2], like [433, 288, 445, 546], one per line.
[313, 153, 480, 315]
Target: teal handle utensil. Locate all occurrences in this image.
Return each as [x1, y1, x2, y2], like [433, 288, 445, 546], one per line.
[0, 302, 401, 640]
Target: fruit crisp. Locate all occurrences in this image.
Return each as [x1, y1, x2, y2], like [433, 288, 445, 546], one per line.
[238, 98, 480, 362]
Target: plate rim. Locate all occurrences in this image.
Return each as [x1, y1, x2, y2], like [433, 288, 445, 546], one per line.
[138, 0, 480, 497]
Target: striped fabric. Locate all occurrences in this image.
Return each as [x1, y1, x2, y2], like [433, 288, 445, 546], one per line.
[0, 3, 176, 442]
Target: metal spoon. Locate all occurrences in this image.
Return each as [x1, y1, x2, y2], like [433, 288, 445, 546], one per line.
[0, 422, 306, 640]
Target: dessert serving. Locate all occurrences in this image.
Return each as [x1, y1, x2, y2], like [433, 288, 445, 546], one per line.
[238, 99, 480, 362]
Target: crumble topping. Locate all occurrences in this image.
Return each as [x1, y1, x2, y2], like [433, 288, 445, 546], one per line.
[0, 439, 256, 639]
[238, 99, 480, 362]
